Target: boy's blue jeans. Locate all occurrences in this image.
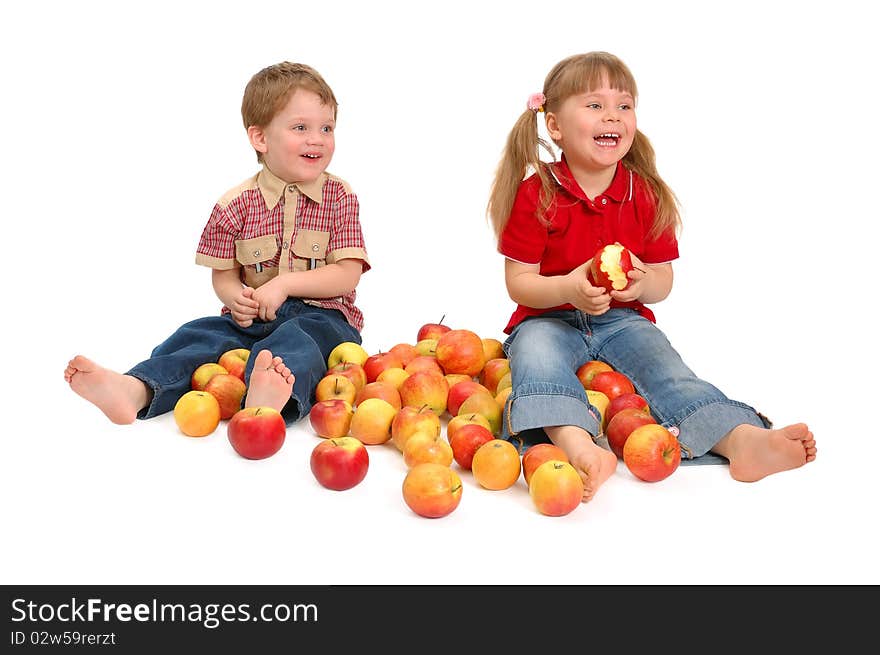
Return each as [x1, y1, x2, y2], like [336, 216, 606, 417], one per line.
[501, 309, 770, 464]
[127, 299, 360, 425]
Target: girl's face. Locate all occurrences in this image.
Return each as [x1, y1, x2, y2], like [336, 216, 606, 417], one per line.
[248, 88, 336, 184]
[546, 80, 636, 174]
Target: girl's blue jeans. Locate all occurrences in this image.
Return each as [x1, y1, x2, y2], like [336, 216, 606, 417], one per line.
[501, 309, 770, 464]
[126, 298, 360, 425]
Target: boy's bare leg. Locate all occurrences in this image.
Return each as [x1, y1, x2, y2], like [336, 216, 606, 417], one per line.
[64, 356, 151, 425]
[545, 425, 618, 502]
[244, 349, 295, 412]
[711, 422, 816, 482]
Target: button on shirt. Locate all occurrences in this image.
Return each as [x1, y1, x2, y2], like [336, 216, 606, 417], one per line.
[498, 157, 678, 334]
[195, 166, 370, 331]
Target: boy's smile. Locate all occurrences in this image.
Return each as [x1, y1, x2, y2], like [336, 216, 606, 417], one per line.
[249, 88, 336, 185]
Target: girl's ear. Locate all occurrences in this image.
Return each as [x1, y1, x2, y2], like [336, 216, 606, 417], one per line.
[545, 112, 561, 141]
[247, 125, 268, 155]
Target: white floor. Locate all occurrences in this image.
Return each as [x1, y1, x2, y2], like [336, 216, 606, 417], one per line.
[3, 0, 878, 587]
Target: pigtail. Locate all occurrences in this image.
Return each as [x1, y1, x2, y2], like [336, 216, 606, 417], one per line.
[624, 130, 682, 240]
[487, 110, 556, 240]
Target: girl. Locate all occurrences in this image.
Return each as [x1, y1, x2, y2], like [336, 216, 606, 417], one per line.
[487, 52, 816, 502]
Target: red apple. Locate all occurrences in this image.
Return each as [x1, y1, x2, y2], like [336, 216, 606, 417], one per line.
[398, 370, 449, 416]
[217, 348, 250, 383]
[310, 436, 369, 491]
[402, 462, 462, 518]
[588, 370, 635, 402]
[309, 399, 354, 439]
[204, 373, 247, 420]
[416, 315, 452, 342]
[435, 329, 486, 377]
[588, 242, 634, 292]
[606, 392, 650, 425]
[327, 362, 367, 393]
[446, 412, 492, 443]
[362, 351, 404, 383]
[576, 360, 614, 389]
[529, 460, 584, 516]
[191, 362, 228, 391]
[449, 423, 494, 470]
[605, 407, 657, 459]
[227, 406, 286, 460]
[623, 423, 681, 482]
[446, 379, 491, 417]
[521, 443, 570, 486]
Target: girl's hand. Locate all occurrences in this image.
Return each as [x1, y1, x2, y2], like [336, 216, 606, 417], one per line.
[567, 260, 612, 315]
[610, 253, 648, 303]
[229, 286, 260, 327]
[251, 276, 289, 322]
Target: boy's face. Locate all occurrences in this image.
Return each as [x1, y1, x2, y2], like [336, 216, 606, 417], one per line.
[248, 88, 336, 184]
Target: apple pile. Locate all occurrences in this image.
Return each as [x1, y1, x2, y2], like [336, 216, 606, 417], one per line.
[575, 359, 681, 482]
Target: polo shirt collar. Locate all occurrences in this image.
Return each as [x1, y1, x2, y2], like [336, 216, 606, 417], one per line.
[550, 156, 630, 204]
[257, 166, 325, 209]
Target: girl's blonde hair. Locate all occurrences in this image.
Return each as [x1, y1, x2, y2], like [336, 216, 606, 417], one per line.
[487, 52, 680, 242]
[241, 62, 338, 163]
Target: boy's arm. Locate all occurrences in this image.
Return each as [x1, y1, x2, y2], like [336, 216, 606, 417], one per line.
[212, 268, 259, 327]
[275, 259, 364, 299]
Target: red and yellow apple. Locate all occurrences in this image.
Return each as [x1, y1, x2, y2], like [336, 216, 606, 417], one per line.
[309, 399, 354, 439]
[354, 380, 402, 410]
[173, 390, 221, 437]
[522, 443, 569, 486]
[576, 360, 613, 389]
[606, 392, 650, 425]
[204, 373, 247, 420]
[588, 242, 634, 292]
[327, 361, 367, 393]
[402, 462, 462, 518]
[227, 406, 286, 459]
[327, 341, 369, 368]
[446, 412, 492, 443]
[191, 362, 228, 391]
[310, 436, 369, 491]
[349, 397, 397, 446]
[388, 343, 419, 368]
[398, 370, 449, 416]
[481, 337, 505, 362]
[416, 317, 452, 342]
[404, 355, 444, 377]
[623, 423, 681, 482]
[403, 431, 455, 468]
[377, 367, 410, 390]
[315, 373, 358, 405]
[414, 338, 438, 358]
[588, 370, 635, 402]
[606, 407, 657, 458]
[391, 404, 442, 452]
[529, 460, 584, 516]
[457, 391, 502, 435]
[471, 439, 521, 491]
[362, 351, 404, 383]
[446, 379, 491, 417]
[435, 329, 486, 377]
[217, 348, 250, 382]
[478, 358, 511, 396]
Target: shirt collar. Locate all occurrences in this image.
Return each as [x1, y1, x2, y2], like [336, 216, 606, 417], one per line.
[257, 165, 325, 209]
[550, 156, 631, 204]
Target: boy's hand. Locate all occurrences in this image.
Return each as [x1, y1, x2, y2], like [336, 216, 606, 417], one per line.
[609, 253, 648, 303]
[567, 260, 611, 315]
[229, 286, 260, 327]
[251, 276, 289, 322]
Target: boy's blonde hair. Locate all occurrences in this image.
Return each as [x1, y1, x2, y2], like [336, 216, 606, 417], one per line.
[487, 52, 681, 242]
[241, 62, 338, 162]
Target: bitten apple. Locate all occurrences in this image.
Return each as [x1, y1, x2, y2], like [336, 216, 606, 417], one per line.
[310, 436, 369, 491]
[588, 242, 634, 292]
[623, 423, 681, 482]
[402, 462, 462, 518]
[227, 406, 286, 459]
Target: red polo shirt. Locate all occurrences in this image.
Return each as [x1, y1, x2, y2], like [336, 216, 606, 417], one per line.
[498, 157, 678, 333]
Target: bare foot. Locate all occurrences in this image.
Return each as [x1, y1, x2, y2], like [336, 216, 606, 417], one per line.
[546, 425, 618, 502]
[64, 355, 150, 425]
[713, 422, 816, 482]
[244, 349, 295, 412]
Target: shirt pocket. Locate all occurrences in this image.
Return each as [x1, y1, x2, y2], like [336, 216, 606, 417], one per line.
[291, 229, 330, 272]
[235, 235, 279, 288]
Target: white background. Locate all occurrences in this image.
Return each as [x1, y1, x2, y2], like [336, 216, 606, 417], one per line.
[2, 0, 877, 585]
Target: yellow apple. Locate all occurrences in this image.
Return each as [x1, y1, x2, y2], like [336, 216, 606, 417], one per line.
[349, 397, 397, 445]
[327, 341, 369, 368]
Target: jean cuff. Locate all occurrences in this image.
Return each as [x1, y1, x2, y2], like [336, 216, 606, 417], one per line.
[673, 400, 768, 460]
[506, 389, 600, 439]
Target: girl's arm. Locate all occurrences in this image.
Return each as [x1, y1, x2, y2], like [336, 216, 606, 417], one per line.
[610, 259, 674, 305]
[505, 258, 611, 314]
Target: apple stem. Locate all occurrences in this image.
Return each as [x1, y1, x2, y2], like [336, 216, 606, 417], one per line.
[439, 314, 446, 325]
[633, 266, 646, 274]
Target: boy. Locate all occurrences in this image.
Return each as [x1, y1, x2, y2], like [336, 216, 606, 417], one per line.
[64, 62, 369, 426]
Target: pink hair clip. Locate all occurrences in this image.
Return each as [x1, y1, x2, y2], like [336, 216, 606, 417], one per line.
[527, 92, 545, 113]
